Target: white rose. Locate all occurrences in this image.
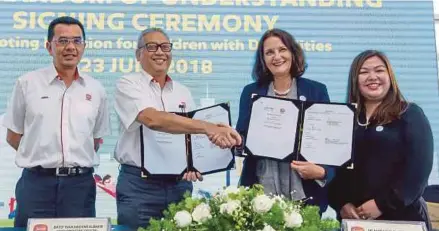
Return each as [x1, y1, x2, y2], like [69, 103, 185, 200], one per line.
[174, 210, 192, 228]
[220, 200, 241, 215]
[192, 203, 212, 223]
[284, 210, 303, 228]
[252, 195, 274, 213]
[259, 224, 276, 231]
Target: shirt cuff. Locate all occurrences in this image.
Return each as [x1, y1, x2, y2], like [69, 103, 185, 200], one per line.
[315, 179, 327, 187]
[233, 134, 246, 156]
[374, 194, 389, 215]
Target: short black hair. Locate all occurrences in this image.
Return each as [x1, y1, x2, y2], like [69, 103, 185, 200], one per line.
[47, 16, 86, 42]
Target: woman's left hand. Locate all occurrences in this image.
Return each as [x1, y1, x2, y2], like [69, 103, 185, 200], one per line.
[356, 199, 382, 220]
[291, 161, 325, 180]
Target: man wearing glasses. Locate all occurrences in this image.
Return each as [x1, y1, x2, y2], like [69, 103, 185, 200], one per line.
[3, 16, 110, 227]
[114, 28, 241, 229]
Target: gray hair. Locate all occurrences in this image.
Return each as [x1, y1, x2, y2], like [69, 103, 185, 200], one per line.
[136, 28, 170, 50]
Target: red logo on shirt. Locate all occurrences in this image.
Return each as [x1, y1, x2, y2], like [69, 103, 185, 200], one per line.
[86, 94, 92, 101]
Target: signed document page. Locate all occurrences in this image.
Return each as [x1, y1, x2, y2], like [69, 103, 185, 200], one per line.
[246, 97, 299, 160]
[143, 127, 187, 175]
[191, 105, 233, 174]
[300, 103, 354, 166]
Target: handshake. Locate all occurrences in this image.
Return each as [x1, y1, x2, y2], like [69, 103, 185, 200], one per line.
[206, 123, 242, 149]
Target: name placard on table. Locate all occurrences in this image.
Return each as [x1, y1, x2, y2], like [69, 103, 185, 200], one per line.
[342, 219, 427, 231]
[27, 217, 111, 231]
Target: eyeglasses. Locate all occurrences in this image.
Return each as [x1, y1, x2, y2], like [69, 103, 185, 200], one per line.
[140, 42, 173, 52]
[52, 37, 85, 46]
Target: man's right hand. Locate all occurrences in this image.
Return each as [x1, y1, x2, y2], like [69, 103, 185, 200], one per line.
[206, 123, 242, 149]
[182, 171, 203, 182]
[340, 203, 360, 219]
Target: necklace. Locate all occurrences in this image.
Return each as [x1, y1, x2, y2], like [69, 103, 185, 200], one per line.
[357, 117, 370, 127]
[273, 81, 292, 96]
[274, 88, 291, 96]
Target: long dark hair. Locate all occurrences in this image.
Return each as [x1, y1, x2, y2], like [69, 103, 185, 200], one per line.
[348, 50, 407, 125]
[252, 28, 307, 86]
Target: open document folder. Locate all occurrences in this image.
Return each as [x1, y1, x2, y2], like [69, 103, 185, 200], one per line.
[244, 95, 356, 167]
[139, 103, 234, 178]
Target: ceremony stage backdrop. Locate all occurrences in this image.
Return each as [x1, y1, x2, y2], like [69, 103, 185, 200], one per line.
[0, 0, 439, 223]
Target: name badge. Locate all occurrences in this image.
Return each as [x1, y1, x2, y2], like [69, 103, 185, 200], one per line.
[27, 217, 111, 231]
[342, 219, 427, 231]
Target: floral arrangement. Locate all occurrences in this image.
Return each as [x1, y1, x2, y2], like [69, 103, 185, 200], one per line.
[141, 185, 339, 231]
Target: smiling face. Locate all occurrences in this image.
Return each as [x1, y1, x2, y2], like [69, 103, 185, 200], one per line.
[137, 31, 172, 78]
[357, 55, 391, 103]
[46, 24, 85, 70]
[263, 36, 292, 78]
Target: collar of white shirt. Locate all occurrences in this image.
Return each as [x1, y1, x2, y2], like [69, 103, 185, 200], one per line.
[139, 69, 174, 91]
[45, 64, 86, 86]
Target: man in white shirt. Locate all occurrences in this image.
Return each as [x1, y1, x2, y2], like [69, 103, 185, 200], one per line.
[114, 28, 241, 229]
[3, 16, 110, 227]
